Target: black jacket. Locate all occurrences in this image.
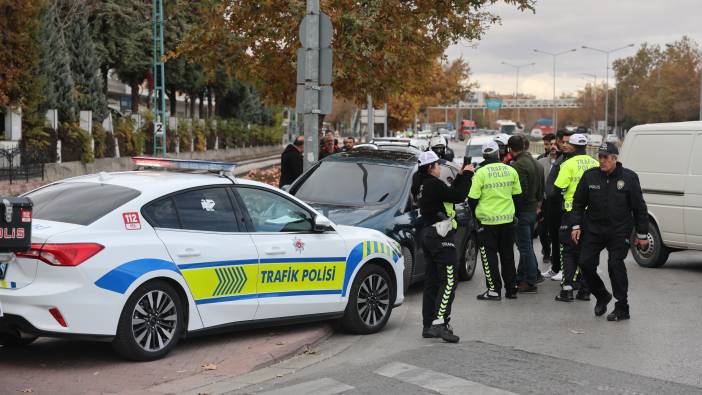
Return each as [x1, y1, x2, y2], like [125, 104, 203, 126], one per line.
[571, 163, 649, 237]
[414, 171, 472, 226]
[510, 151, 544, 212]
[279, 144, 303, 188]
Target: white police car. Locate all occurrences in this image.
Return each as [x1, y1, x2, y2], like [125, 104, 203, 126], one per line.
[0, 157, 404, 360]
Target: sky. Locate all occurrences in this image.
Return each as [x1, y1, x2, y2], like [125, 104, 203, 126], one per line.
[446, 0, 702, 99]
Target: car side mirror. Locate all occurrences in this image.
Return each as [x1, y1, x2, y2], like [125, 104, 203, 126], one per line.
[313, 215, 333, 232]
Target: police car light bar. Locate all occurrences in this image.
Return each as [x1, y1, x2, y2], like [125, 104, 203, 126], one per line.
[131, 157, 238, 173]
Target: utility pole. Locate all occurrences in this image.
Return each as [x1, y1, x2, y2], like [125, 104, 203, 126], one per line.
[534, 49, 576, 132]
[152, 0, 167, 157]
[296, 0, 333, 170]
[501, 62, 535, 125]
[367, 95, 374, 141]
[583, 44, 635, 137]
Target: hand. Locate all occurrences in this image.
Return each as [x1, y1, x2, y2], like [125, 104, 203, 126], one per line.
[571, 229, 581, 245]
[462, 164, 475, 174]
[636, 238, 649, 249]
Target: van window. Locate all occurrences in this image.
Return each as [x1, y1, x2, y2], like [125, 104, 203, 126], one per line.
[626, 133, 693, 174]
[690, 134, 702, 175]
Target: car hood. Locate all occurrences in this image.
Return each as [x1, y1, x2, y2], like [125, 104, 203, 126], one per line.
[309, 203, 386, 226]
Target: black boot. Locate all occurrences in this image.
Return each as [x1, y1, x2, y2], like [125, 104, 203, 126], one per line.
[607, 305, 630, 322]
[427, 324, 460, 343]
[555, 289, 574, 302]
[594, 292, 612, 316]
[575, 290, 591, 301]
[422, 326, 433, 338]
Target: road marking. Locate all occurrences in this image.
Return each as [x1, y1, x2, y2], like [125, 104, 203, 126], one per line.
[375, 362, 518, 395]
[257, 377, 354, 395]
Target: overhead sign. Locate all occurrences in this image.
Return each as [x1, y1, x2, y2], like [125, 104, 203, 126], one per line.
[485, 98, 503, 110]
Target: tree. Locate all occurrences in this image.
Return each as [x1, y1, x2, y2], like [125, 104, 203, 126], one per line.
[177, 0, 534, 106]
[0, 0, 45, 108]
[68, 8, 107, 121]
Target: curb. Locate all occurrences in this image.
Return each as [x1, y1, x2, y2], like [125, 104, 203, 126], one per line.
[146, 323, 334, 395]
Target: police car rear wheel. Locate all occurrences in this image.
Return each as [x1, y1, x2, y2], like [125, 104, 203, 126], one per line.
[342, 265, 393, 334]
[401, 246, 414, 293]
[459, 233, 478, 281]
[113, 280, 183, 361]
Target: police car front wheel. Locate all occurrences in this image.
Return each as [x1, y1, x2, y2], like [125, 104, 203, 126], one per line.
[113, 280, 184, 361]
[341, 264, 394, 334]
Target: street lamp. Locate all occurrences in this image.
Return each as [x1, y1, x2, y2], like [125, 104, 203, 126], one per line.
[533, 48, 577, 132]
[583, 73, 597, 132]
[582, 43, 635, 136]
[501, 61, 535, 125]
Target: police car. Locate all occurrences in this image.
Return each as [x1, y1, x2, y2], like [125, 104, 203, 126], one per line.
[0, 157, 404, 360]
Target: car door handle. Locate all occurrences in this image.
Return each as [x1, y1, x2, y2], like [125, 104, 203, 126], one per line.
[264, 248, 286, 256]
[177, 248, 201, 258]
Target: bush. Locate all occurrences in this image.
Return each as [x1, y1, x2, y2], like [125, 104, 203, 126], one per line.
[59, 122, 93, 163]
[92, 123, 108, 159]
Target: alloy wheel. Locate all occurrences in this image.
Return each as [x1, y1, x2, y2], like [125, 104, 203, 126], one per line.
[357, 273, 390, 328]
[131, 290, 178, 352]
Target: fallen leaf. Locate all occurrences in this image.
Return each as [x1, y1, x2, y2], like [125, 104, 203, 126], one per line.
[570, 330, 584, 335]
[93, 371, 100, 376]
[201, 363, 218, 370]
[176, 370, 188, 373]
[21, 389, 33, 393]
[275, 341, 286, 346]
[303, 346, 318, 355]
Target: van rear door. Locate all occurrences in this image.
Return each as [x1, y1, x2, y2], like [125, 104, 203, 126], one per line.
[684, 132, 702, 248]
[624, 132, 692, 248]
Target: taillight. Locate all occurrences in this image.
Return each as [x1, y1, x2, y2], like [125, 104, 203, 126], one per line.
[17, 243, 104, 266]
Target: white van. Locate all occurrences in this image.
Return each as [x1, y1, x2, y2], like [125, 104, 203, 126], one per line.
[619, 121, 702, 267]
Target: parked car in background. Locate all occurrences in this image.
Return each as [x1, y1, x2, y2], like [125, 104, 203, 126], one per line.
[606, 134, 621, 144]
[289, 150, 479, 292]
[619, 121, 702, 268]
[496, 120, 517, 135]
[459, 120, 478, 141]
[587, 134, 604, 147]
[464, 135, 494, 166]
[530, 128, 543, 140]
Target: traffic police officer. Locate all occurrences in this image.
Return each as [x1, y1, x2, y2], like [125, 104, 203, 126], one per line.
[552, 133, 598, 302]
[412, 150, 474, 342]
[570, 142, 649, 321]
[468, 141, 522, 300]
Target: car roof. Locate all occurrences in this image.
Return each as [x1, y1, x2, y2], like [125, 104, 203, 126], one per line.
[324, 149, 418, 167]
[53, 171, 266, 199]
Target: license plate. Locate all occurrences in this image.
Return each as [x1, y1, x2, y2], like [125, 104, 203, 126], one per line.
[0, 263, 7, 280]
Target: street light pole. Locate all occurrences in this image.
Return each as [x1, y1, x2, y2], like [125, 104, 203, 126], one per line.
[533, 48, 576, 133]
[501, 61, 535, 125]
[582, 44, 635, 137]
[583, 73, 597, 132]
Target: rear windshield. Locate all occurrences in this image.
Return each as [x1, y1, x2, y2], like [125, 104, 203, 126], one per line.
[25, 182, 141, 225]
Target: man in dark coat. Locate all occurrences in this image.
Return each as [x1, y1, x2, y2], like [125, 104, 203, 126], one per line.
[279, 136, 304, 188]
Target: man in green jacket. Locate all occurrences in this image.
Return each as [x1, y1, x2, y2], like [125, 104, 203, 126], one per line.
[508, 135, 545, 293]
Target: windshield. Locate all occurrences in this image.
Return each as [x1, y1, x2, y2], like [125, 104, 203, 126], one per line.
[500, 125, 516, 135]
[26, 182, 141, 225]
[465, 144, 484, 158]
[294, 161, 409, 206]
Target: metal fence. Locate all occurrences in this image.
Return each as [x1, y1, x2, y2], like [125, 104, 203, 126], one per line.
[0, 147, 45, 184]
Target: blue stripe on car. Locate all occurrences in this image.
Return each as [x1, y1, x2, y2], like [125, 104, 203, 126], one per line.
[94, 258, 180, 294]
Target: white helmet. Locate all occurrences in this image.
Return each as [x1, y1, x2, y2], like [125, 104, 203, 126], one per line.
[494, 133, 510, 146]
[429, 135, 446, 148]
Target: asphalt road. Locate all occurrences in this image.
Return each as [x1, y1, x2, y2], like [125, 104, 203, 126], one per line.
[229, 180, 702, 395]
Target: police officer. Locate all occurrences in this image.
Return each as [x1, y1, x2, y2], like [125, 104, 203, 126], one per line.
[468, 141, 522, 300]
[429, 135, 455, 162]
[412, 151, 474, 342]
[570, 143, 649, 321]
[552, 133, 599, 302]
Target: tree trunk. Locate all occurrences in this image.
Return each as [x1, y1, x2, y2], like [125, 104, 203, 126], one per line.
[102, 66, 110, 98]
[198, 92, 205, 119]
[207, 88, 213, 118]
[130, 82, 140, 114]
[190, 95, 197, 118]
[167, 89, 177, 115]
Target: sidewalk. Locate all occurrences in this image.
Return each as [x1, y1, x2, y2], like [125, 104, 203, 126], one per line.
[0, 323, 332, 395]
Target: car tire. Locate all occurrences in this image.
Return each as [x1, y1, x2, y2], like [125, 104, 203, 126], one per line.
[401, 246, 414, 293]
[341, 264, 394, 335]
[0, 332, 37, 347]
[112, 280, 183, 361]
[458, 232, 478, 281]
[631, 220, 670, 268]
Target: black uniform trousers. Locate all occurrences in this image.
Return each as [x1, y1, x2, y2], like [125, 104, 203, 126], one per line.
[558, 222, 589, 292]
[546, 198, 562, 273]
[579, 231, 630, 310]
[477, 222, 516, 294]
[537, 202, 551, 259]
[422, 228, 458, 328]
